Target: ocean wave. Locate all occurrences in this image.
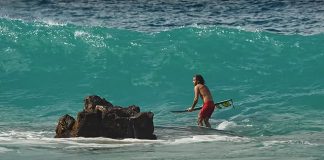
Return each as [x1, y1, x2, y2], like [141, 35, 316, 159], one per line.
[1, 18, 324, 139]
[0, 129, 247, 149]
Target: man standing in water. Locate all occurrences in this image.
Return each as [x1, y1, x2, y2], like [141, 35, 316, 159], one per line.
[187, 74, 215, 128]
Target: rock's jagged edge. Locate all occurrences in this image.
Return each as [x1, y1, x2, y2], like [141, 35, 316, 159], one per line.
[55, 95, 157, 140]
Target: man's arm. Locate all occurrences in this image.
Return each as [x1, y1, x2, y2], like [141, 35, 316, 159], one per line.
[188, 86, 199, 112]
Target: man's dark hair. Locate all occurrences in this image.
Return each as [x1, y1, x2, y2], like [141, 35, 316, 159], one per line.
[194, 74, 205, 85]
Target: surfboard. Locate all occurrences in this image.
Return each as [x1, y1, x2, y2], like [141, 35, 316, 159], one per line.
[171, 99, 234, 113]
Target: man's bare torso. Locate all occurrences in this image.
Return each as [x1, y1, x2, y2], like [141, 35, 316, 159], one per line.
[196, 84, 213, 103]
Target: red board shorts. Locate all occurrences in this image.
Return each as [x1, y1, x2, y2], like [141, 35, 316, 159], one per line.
[199, 101, 215, 119]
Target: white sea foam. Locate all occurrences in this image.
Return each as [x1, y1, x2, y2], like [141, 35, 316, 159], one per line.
[53, 137, 164, 145]
[0, 147, 13, 153]
[74, 30, 106, 48]
[40, 19, 67, 26]
[0, 130, 51, 139]
[262, 140, 317, 147]
[0, 130, 165, 149]
[216, 120, 237, 130]
[0, 130, 248, 150]
[167, 134, 249, 145]
[74, 30, 88, 37]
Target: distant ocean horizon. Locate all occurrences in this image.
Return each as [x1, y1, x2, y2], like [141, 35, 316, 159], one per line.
[1, 1, 324, 159]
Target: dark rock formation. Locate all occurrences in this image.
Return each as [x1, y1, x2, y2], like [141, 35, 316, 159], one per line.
[55, 95, 156, 140]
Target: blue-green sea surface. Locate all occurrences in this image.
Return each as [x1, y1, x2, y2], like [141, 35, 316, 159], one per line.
[1, 17, 324, 160]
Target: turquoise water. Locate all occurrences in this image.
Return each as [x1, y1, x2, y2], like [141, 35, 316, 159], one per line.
[1, 18, 324, 159]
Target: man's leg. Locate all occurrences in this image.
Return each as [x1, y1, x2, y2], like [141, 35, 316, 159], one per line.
[204, 118, 211, 128]
[197, 116, 204, 127]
